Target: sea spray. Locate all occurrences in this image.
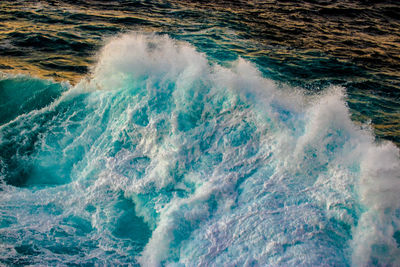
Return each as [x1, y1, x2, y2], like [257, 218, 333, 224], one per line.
[0, 33, 399, 266]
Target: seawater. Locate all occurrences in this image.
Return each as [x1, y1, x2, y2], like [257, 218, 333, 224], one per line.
[0, 33, 399, 266]
[1, 0, 400, 145]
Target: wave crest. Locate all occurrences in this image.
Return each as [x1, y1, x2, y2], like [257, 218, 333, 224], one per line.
[0, 33, 399, 266]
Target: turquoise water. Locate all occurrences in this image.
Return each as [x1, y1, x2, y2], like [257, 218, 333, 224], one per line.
[2, 0, 400, 145]
[1, 33, 400, 266]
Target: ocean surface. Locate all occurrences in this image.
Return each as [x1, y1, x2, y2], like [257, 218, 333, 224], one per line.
[0, 1, 400, 266]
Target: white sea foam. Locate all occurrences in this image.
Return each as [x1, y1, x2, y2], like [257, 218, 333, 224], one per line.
[0, 33, 399, 266]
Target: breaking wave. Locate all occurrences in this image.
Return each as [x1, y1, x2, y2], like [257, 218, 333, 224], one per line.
[0, 33, 399, 266]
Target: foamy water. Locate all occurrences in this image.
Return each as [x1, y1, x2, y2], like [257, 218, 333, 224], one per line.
[0, 34, 399, 266]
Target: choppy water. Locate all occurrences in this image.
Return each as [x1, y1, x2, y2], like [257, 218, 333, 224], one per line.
[1, 1, 400, 266]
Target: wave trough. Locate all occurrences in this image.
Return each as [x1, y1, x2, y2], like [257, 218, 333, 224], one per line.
[0, 33, 399, 266]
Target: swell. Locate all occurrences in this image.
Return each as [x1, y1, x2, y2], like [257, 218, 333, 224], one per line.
[0, 33, 399, 266]
[0, 74, 68, 125]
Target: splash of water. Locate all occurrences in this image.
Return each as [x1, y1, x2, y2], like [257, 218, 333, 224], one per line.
[0, 33, 399, 266]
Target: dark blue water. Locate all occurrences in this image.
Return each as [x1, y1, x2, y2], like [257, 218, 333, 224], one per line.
[1, 1, 400, 266]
